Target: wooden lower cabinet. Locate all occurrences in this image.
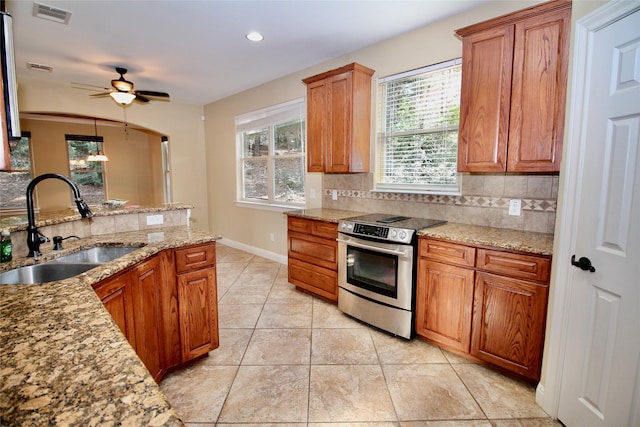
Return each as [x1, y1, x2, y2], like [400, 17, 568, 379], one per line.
[471, 271, 549, 379]
[416, 237, 550, 381]
[130, 256, 165, 381]
[175, 243, 219, 362]
[93, 271, 136, 345]
[415, 258, 474, 353]
[93, 242, 219, 382]
[287, 217, 339, 301]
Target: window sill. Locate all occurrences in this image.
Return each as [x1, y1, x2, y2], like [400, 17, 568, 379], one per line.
[372, 187, 461, 197]
[235, 200, 306, 213]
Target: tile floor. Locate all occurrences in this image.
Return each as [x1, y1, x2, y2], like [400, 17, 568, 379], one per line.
[160, 244, 562, 426]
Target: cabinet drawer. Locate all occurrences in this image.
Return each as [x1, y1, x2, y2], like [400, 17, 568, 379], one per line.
[476, 248, 550, 283]
[288, 258, 338, 301]
[288, 231, 337, 270]
[175, 243, 216, 273]
[288, 216, 313, 234]
[419, 238, 476, 268]
[288, 216, 338, 239]
[312, 220, 338, 239]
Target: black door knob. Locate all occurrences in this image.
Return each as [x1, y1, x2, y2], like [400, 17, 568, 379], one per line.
[571, 255, 596, 272]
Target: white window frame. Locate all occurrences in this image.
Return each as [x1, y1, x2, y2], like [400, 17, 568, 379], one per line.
[235, 98, 306, 211]
[375, 58, 462, 195]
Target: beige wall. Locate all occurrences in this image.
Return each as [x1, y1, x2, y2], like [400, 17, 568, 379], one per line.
[16, 77, 209, 229]
[203, 0, 548, 258]
[21, 117, 163, 209]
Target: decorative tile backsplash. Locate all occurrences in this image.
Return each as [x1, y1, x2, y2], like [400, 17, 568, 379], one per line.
[321, 174, 558, 234]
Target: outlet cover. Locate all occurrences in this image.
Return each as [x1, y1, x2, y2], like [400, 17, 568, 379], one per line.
[332, 190, 338, 200]
[146, 214, 164, 225]
[508, 199, 522, 216]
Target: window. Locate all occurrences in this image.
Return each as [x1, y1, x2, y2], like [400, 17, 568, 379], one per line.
[66, 134, 106, 205]
[236, 98, 306, 208]
[0, 133, 32, 210]
[376, 58, 462, 194]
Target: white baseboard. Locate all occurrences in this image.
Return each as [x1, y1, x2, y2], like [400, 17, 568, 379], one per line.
[218, 237, 288, 265]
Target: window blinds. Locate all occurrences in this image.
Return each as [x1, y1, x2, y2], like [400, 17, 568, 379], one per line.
[377, 58, 461, 193]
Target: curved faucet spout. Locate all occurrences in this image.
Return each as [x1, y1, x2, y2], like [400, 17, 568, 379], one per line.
[25, 173, 93, 257]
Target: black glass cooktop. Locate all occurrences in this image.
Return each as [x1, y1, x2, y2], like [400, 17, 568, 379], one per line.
[345, 213, 446, 231]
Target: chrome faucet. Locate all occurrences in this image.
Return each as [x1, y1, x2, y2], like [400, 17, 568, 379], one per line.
[26, 173, 93, 257]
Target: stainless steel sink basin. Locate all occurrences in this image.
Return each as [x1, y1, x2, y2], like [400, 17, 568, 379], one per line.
[0, 262, 103, 285]
[51, 246, 140, 264]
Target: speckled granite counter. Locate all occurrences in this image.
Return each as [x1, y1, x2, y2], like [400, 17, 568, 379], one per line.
[418, 222, 553, 256]
[0, 203, 193, 233]
[285, 209, 553, 256]
[0, 226, 218, 426]
[285, 208, 367, 223]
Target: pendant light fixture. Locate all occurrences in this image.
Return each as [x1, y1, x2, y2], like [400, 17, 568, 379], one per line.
[86, 119, 109, 162]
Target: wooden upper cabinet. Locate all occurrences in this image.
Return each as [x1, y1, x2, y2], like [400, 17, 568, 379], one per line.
[303, 63, 374, 173]
[456, 0, 571, 173]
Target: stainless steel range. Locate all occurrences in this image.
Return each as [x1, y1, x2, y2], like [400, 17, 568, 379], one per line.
[337, 213, 446, 339]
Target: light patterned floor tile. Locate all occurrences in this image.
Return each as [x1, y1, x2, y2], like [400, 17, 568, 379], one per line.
[383, 364, 484, 421]
[160, 364, 237, 423]
[204, 328, 253, 365]
[453, 364, 549, 419]
[313, 298, 367, 329]
[217, 365, 309, 423]
[242, 328, 311, 365]
[371, 329, 448, 364]
[311, 328, 378, 364]
[257, 303, 313, 328]
[217, 303, 263, 328]
[309, 365, 397, 423]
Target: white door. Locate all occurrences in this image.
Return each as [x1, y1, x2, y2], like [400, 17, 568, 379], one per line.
[557, 4, 640, 426]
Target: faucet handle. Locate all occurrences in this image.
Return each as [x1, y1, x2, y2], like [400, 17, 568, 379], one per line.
[37, 230, 50, 244]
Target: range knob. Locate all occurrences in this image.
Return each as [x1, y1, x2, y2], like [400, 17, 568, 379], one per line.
[390, 230, 398, 238]
[398, 230, 408, 240]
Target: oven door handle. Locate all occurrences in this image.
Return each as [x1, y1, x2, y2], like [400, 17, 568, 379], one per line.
[336, 238, 411, 258]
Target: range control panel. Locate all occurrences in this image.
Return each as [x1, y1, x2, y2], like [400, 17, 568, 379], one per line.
[338, 220, 414, 244]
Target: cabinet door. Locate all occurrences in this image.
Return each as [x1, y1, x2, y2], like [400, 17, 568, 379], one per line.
[326, 71, 353, 173]
[131, 256, 165, 381]
[416, 259, 475, 352]
[458, 25, 514, 172]
[177, 268, 219, 361]
[471, 271, 549, 380]
[507, 8, 570, 172]
[93, 271, 136, 346]
[306, 79, 327, 172]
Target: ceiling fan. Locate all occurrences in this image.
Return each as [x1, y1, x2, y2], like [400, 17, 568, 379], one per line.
[89, 67, 170, 106]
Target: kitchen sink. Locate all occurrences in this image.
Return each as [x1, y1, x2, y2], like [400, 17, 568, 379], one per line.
[0, 246, 141, 285]
[51, 246, 140, 264]
[0, 262, 103, 285]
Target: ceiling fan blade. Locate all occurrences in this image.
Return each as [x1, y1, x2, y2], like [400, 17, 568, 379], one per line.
[135, 90, 170, 98]
[90, 92, 112, 98]
[134, 95, 150, 103]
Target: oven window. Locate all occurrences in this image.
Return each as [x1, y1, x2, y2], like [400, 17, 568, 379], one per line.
[346, 245, 398, 298]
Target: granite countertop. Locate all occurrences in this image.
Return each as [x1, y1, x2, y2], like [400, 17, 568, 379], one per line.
[0, 203, 194, 233]
[0, 226, 218, 426]
[285, 208, 367, 223]
[285, 209, 553, 256]
[419, 222, 553, 256]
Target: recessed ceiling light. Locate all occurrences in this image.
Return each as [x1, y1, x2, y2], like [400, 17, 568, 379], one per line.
[246, 31, 264, 42]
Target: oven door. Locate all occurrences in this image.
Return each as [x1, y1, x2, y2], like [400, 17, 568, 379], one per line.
[337, 232, 414, 310]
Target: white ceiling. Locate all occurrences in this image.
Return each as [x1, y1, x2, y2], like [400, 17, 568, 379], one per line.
[6, 0, 488, 106]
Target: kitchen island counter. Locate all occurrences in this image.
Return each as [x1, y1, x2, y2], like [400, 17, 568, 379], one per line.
[0, 226, 218, 426]
[285, 208, 367, 223]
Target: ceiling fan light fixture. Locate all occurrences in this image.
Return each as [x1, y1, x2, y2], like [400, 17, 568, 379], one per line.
[110, 91, 136, 105]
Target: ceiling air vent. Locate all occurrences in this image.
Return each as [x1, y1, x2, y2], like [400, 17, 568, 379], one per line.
[32, 2, 72, 25]
[27, 62, 53, 72]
